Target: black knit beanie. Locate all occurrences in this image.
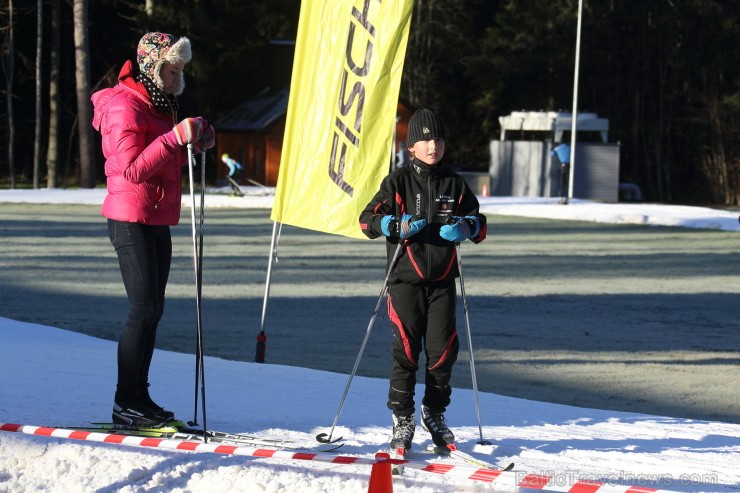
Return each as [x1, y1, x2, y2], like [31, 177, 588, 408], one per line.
[406, 109, 446, 146]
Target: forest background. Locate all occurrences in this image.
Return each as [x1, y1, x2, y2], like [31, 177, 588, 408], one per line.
[1, 0, 739, 205]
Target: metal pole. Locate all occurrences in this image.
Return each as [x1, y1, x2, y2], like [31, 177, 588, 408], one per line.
[186, 144, 201, 426]
[256, 220, 282, 362]
[186, 145, 207, 440]
[196, 149, 208, 439]
[567, 0, 584, 203]
[455, 243, 491, 445]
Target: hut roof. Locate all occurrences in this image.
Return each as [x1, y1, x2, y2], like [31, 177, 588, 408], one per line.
[216, 87, 288, 131]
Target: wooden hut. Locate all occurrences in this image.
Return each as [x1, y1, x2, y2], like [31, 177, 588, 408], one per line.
[215, 87, 288, 187]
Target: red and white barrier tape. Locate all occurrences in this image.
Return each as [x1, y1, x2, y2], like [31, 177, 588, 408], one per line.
[0, 423, 681, 493]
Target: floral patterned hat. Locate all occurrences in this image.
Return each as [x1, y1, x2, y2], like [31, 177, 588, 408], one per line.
[136, 32, 191, 95]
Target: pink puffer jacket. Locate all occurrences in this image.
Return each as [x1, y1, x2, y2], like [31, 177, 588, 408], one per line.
[92, 60, 187, 225]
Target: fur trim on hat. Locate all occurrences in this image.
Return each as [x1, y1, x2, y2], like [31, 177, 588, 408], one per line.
[137, 32, 192, 96]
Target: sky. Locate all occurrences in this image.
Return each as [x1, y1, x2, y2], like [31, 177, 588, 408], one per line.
[1, 188, 739, 493]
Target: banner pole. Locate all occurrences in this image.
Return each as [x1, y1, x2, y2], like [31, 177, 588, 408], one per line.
[256, 220, 281, 362]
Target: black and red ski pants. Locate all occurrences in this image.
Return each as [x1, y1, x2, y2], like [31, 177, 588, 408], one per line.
[386, 279, 459, 417]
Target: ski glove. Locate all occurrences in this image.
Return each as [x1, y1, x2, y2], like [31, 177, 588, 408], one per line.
[440, 216, 480, 242]
[200, 123, 216, 150]
[380, 214, 427, 239]
[171, 117, 207, 146]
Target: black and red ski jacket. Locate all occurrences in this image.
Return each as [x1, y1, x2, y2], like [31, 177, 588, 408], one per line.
[359, 159, 487, 284]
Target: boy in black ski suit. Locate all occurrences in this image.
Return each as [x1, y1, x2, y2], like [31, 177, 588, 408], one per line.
[358, 109, 487, 454]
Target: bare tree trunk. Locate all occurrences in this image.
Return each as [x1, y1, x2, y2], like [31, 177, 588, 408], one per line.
[700, 91, 730, 204]
[74, 0, 96, 188]
[2, 0, 16, 189]
[33, 0, 43, 189]
[46, 0, 61, 188]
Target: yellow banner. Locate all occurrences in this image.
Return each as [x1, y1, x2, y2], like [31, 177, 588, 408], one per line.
[271, 0, 413, 239]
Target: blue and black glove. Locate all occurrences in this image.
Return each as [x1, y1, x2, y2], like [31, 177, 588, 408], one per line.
[439, 216, 480, 242]
[380, 214, 427, 239]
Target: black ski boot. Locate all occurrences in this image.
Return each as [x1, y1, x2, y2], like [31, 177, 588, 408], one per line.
[390, 413, 416, 455]
[139, 384, 175, 421]
[421, 405, 455, 449]
[112, 401, 168, 428]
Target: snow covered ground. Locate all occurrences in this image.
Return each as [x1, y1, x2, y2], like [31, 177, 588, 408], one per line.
[1, 188, 739, 492]
[1, 317, 738, 493]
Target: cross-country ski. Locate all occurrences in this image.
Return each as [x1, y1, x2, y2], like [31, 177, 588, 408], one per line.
[53, 422, 344, 452]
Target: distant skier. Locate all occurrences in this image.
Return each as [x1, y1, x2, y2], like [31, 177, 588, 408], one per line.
[551, 143, 570, 204]
[221, 153, 245, 196]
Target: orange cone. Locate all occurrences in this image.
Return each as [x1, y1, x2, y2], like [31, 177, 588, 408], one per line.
[367, 452, 393, 493]
[481, 183, 489, 197]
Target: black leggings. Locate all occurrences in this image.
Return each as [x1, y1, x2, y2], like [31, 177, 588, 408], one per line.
[108, 219, 172, 400]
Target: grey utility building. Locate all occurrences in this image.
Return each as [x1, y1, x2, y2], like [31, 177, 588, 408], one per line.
[489, 111, 620, 202]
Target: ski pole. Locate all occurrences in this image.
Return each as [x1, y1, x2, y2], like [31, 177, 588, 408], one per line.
[186, 143, 198, 423]
[245, 176, 269, 189]
[455, 242, 491, 445]
[186, 145, 207, 440]
[316, 240, 405, 444]
[196, 149, 208, 438]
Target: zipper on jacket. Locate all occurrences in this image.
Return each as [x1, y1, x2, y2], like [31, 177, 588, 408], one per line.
[425, 172, 433, 276]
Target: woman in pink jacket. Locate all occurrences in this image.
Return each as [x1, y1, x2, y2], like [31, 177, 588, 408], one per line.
[92, 32, 214, 428]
